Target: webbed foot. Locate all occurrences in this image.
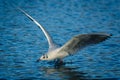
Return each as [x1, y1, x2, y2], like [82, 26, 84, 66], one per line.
[54, 59, 65, 67]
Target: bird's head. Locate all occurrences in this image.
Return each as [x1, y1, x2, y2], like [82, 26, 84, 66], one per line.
[36, 54, 49, 62]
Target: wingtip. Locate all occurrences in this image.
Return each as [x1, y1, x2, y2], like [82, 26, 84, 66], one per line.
[17, 7, 25, 13]
[17, 7, 22, 11]
[110, 33, 112, 36]
[98, 32, 112, 37]
[107, 33, 112, 38]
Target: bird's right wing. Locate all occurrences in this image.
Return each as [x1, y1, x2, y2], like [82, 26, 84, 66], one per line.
[18, 8, 57, 51]
[59, 33, 111, 55]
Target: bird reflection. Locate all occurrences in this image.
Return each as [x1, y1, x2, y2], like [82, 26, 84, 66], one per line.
[40, 65, 88, 80]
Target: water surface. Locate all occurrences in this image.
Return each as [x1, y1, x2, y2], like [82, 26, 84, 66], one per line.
[0, 0, 120, 79]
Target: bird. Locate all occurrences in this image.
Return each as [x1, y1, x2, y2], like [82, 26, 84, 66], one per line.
[18, 8, 111, 65]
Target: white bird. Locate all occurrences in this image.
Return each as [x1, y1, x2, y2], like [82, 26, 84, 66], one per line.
[18, 8, 111, 64]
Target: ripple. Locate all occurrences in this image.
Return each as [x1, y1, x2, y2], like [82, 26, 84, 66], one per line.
[0, 0, 120, 79]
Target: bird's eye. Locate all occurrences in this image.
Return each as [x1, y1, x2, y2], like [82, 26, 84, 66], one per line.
[43, 56, 45, 58]
[42, 55, 48, 59]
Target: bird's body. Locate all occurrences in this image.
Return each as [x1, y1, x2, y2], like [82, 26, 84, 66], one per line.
[19, 8, 111, 64]
[47, 48, 68, 60]
[43, 48, 68, 60]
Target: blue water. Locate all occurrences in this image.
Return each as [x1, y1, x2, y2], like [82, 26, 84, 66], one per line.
[0, 0, 120, 79]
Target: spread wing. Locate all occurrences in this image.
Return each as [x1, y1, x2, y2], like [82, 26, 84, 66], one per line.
[18, 8, 57, 51]
[59, 33, 111, 55]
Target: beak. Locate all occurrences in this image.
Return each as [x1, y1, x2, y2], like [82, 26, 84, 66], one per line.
[36, 59, 41, 62]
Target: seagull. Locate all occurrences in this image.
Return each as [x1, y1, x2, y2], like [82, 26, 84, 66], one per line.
[18, 8, 111, 65]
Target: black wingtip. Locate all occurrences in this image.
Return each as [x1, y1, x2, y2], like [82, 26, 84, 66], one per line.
[107, 33, 112, 38]
[110, 33, 112, 36]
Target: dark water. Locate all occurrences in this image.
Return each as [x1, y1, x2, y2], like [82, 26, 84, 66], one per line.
[0, 0, 120, 79]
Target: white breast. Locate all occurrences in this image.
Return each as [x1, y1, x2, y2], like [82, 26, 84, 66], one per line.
[47, 48, 69, 60]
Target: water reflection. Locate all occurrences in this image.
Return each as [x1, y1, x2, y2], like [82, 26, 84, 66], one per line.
[40, 65, 87, 80]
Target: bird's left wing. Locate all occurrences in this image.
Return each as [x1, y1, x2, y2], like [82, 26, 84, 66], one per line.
[59, 33, 111, 55]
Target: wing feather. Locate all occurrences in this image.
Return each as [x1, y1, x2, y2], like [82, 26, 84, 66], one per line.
[59, 33, 111, 55]
[18, 8, 57, 51]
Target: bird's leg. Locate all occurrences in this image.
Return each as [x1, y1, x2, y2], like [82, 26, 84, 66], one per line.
[54, 59, 65, 66]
